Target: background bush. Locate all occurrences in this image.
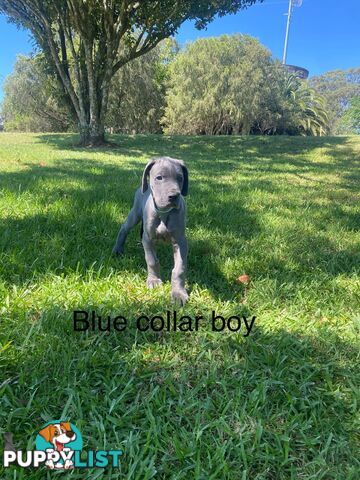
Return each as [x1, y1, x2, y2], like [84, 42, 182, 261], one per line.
[163, 35, 329, 136]
[1, 54, 72, 132]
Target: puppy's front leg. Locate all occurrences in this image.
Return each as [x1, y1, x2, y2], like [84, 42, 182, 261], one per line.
[171, 236, 188, 306]
[142, 235, 163, 288]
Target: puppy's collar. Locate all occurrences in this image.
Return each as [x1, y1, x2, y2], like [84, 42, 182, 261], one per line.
[151, 189, 178, 214]
[154, 205, 175, 214]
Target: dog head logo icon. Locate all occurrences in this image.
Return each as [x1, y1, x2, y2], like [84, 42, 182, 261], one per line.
[38, 422, 76, 452]
[35, 421, 82, 470]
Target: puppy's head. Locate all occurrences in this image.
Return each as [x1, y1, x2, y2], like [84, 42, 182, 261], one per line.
[142, 156, 188, 211]
[38, 422, 76, 451]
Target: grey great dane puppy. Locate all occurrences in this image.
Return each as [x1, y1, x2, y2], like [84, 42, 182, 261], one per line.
[112, 156, 189, 305]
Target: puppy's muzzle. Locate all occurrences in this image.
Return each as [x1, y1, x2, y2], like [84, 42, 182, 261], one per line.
[168, 192, 180, 202]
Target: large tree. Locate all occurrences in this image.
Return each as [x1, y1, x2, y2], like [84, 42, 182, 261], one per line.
[340, 96, 360, 133]
[310, 68, 360, 134]
[0, 0, 260, 145]
[1, 41, 175, 134]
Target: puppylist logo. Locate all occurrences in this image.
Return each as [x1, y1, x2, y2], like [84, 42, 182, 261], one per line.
[3, 420, 122, 470]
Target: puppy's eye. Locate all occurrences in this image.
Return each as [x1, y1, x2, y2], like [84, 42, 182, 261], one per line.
[54, 431, 59, 437]
[156, 175, 163, 181]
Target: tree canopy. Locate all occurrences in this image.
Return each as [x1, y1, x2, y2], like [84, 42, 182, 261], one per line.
[340, 96, 360, 133]
[310, 68, 360, 134]
[0, 0, 261, 145]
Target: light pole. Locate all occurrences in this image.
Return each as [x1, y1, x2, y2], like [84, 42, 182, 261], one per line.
[282, 0, 292, 64]
[282, 0, 302, 65]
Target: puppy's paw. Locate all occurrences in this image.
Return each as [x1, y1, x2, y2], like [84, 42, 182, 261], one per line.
[171, 288, 189, 306]
[147, 277, 163, 289]
[45, 460, 55, 469]
[64, 459, 74, 470]
[112, 245, 124, 256]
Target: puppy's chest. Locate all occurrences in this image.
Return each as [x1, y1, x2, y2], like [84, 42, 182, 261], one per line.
[154, 219, 172, 241]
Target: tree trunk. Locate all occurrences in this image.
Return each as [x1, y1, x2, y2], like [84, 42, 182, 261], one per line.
[79, 121, 105, 146]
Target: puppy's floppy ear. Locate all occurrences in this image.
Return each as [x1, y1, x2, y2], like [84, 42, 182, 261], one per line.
[173, 158, 189, 196]
[180, 163, 189, 196]
[38, 424, 55, 443]
[141, 159, 156, 194]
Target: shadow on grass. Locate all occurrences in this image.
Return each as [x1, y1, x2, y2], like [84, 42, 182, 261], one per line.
[37, 132, 359, 193]
[0, 158, 256, 295]
[1, 134, 359, 302]
[1, 306, 358, 478]
[0, 155, 262, 301]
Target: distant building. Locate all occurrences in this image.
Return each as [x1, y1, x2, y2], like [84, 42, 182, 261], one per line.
[283, 64, 309, 79]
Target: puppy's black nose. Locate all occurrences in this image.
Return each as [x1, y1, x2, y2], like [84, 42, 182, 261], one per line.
[66, 431, 75, 438]
[168, 193, 180, 202]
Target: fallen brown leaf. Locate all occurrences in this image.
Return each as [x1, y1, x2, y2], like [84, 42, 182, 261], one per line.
[237, 274, 251, 284]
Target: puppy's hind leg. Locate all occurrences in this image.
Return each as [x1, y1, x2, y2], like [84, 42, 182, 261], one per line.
[112, 189, 142, 256]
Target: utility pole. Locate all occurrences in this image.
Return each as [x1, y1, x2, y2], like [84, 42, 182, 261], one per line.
[282, 0, 293, 64]
[282, 0, 303, 65]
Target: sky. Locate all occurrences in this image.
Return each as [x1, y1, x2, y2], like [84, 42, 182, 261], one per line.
[0, 0, 359, 102]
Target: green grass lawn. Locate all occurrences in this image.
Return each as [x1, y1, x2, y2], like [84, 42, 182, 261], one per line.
[0, 132, 359, 479]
